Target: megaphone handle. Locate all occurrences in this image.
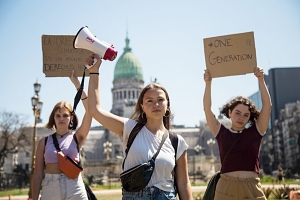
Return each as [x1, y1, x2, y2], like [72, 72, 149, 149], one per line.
[85, 54, 100, 69]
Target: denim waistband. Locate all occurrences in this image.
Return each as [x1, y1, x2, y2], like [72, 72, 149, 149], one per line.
[122, 186, 164, 197]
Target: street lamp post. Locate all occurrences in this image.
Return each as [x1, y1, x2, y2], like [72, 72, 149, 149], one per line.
[207, 138, 216, 158]
[207, 138, 216, 175]
[103, 141, 112, 160]
[103, 141, 112, 188]
[28, 81, 42, 200]
[193, 145, 203, 183]
[194, 145, 203, 155]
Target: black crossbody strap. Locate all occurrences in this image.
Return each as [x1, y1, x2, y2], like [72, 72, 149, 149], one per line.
[51, 133, 79, 153]
[73, 134, 80, 153]
[52, 133, 61, 152]
[169, 132, 179, 195]
[221, 132, 242, 172]
[122, 123, 143, 170]
[169, 132, 178, 160]
[51, 133, 82, 166]
[72, 134, 82, 166]
[122, 123, 168, 169]
[152, 130, 168, 160]
[125, 123, 143, 156]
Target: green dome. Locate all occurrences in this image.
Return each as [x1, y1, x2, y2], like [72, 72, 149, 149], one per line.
[114, 37, 143, 81]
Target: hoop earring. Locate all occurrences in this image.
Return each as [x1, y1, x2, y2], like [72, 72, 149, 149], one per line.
[69, 121, 73, 129]
[164, 109, 170, 117]
[142, 111, 146, 119]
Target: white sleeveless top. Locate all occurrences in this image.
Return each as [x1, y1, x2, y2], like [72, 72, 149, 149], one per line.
[122, 118, 188, 192]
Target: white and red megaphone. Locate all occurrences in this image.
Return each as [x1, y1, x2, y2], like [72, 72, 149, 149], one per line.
[73, 26, 118, 68]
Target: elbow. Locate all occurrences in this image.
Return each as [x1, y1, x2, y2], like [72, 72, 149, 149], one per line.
[267, 101, 272, 111]
[88, 107, 97, 117]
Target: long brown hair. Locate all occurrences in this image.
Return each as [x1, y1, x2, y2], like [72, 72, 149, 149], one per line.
[220, 96, 260, 125]
[45, 101, 78, 130]
[130, 83, 173, 130]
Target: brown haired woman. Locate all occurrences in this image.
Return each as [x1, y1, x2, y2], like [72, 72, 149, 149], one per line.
[87, 54, 193, 200]
[32, 72, 92, 200]
[203, 66, 272, 200]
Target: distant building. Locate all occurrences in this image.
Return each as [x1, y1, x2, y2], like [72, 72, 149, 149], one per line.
[266, 67, 300, 127]
[111, 34, 144, 117]
[249, 67, 300, 174]
[272, 101, 300, 175]
[265, 67, 300, 171]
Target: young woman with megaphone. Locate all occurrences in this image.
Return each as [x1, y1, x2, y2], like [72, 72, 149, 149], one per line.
[86, 54, 193, 200]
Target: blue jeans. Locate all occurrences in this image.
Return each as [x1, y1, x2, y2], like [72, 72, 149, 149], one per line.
[122, 186, 177, 200]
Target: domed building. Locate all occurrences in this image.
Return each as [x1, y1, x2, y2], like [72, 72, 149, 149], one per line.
[111, 35, 144, 117]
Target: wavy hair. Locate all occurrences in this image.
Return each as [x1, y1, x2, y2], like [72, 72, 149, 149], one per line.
[220, 96, 260, 125]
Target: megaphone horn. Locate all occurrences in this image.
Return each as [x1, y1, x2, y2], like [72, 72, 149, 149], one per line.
[73, 26, 118, 64]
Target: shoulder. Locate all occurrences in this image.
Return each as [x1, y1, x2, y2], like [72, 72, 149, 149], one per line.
[37, 136, 48, 150]
[123, 118, 138, 138]
[246, 122, 263, 137]
[216, 123, 227, 138]
[41, 135, 51, 145]
[124, 118, 137, 126]
[173, 133, 188, 160]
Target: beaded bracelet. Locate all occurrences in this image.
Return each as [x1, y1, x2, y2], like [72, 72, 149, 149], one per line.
[81, 97, 88, 100]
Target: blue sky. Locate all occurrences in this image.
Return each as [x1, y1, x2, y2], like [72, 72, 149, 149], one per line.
[0, 0, 300, 128]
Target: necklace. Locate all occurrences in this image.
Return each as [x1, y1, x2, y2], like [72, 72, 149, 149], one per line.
[56, 132, 69, 138]
[230, 128, 244, 133]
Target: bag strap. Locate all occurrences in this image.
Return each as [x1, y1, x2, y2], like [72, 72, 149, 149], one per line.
[72, 134, 82, 166]
[169, 132, 179, 195]
[52, 133, 61, 152]
[48, 133, 79, 152]
[122, 123, 144, 170]
[221, 131, 242, 171]
[169, 132, 178, 161]
[51, 133, 82, 166]
[151, 130, 168, 160]
[44, 136, 48, 166]
[122, 123, 168, 169]
[72, 68, 86, 115]
[73, 134, 80, 153]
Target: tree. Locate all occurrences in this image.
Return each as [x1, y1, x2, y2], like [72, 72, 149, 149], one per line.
[0, 110, 30, 169]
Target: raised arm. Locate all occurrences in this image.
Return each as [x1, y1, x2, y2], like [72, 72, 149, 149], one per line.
[87, 54, 124, 137]
[203, 69, 220, 136]
[69, 71, 92, 148]
[254, 66, 272, 134]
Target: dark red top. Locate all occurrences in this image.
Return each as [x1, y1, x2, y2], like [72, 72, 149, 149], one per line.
[216, 124, 263, 174]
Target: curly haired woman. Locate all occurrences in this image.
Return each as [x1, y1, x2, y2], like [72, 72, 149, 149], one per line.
[203, 66, 272, 200]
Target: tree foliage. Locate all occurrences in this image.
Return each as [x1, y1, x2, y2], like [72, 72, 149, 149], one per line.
[0, 110, 30, 169]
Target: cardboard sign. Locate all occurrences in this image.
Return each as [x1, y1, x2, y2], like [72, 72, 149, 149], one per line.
[42, 35, 93, 77]
[203, 32, 257, 78]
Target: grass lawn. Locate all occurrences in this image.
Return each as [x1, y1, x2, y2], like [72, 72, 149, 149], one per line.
[1, 180, 299, 200]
